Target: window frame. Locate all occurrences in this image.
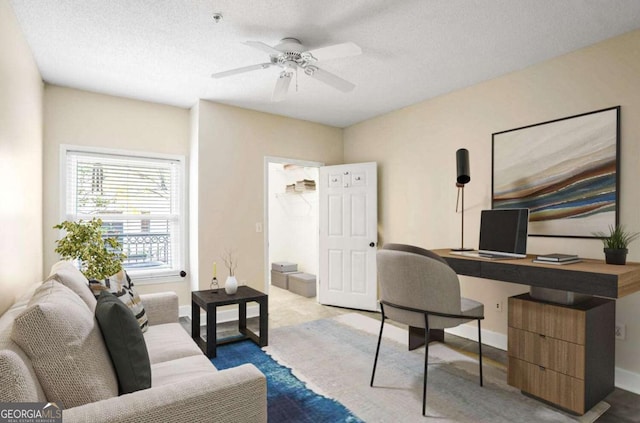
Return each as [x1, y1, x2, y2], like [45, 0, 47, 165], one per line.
[59, 144, 187, 283]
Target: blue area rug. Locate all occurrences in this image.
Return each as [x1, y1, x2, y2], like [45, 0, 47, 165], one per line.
[211, 340, 362, 423]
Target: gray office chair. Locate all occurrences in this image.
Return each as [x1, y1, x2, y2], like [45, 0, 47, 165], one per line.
[370, 244, 484, 416]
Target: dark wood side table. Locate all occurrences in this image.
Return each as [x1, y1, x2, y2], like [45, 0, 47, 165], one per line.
[191, 286, 268, 358]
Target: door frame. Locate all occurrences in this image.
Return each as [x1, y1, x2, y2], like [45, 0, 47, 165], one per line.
[263, 156, 324, 295]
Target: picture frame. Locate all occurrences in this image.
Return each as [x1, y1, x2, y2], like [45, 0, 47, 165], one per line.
[492, 106, 620, 238]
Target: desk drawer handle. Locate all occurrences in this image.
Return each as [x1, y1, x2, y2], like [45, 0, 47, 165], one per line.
[538, 366, 546, 371]
[539, 334, 546, 339]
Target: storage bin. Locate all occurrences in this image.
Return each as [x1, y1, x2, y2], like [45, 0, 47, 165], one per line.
[272, 262, 298, 273]
[289, 273, 316, 297]
[270, 270, 299, 289]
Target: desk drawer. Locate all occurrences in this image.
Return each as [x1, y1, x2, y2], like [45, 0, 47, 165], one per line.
[508, 327, 585, 379]
[544, 303, 585, 344]
[508, 357, 585, 414]
[508, 297, 544, 333]
[509, 297, 585, 344]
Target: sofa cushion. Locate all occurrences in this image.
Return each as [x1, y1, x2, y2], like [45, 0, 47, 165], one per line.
[95, 291, 151, 395]
[143, 323, 203, 364]
[89, 270, 148, 333]
[48, 260, 97, 312]
[7, 280, 43, 311]
[0, 349, 44, 402]
[151, 354, 217, 387]
[11, 281, 118, 408]
[0, 285, 47, 403]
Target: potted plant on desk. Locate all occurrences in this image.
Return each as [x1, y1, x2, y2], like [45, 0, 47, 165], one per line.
[593, 225, 640, 265]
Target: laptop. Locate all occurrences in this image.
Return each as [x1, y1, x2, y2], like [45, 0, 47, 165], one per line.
[453, 208, 529, 259]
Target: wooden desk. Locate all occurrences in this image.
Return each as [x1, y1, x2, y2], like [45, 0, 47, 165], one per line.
[430, 249, 640, 414]
[408, 250, 640, 350]
[433, 249, 640, 298]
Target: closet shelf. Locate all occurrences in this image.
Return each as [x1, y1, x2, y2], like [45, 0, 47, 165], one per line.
[275, 191, 317, 215]
[276, 191, 316, 197]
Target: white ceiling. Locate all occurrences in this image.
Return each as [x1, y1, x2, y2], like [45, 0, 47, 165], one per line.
[9, 0, 640, 128]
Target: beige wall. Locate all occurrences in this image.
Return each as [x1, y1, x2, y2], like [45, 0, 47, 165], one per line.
[196, 101, 342, 293]
[40, 89, 342, 308]
[43, 86, 191, 304]
[344, 29, 640, 380]
[0, 1, 43, 314]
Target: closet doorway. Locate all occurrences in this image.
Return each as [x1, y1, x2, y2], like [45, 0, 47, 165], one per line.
[263, 157, 322, 296]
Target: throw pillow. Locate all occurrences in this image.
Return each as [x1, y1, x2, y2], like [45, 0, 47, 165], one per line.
[47, 260, 97, 311]
[95, 291, 151, 395]
[11, 281, 118, 408]
[89, 270, 148, 333]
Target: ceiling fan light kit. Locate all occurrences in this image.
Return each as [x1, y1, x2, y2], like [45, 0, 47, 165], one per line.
[211, 37, 361, 101]
[272, 72, 293, 102]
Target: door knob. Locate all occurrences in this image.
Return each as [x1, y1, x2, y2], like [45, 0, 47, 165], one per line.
[369, 242, 375, 247]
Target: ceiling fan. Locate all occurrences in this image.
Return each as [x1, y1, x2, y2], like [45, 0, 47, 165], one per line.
[211, 38, 362, 102]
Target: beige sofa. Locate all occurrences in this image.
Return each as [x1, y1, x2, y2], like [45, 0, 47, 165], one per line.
[0, 262, 267, 423]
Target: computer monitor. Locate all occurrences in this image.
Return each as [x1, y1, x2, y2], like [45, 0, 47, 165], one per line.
[478, 208, 529, 258]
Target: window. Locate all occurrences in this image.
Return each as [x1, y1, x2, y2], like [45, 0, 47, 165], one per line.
[61, 146, 185, 280]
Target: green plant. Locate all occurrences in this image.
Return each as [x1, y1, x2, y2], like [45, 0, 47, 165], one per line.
[593, 225, 640, 250]
[54, 218, 126, 279]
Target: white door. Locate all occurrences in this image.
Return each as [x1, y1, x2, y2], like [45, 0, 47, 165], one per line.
[319, 162, 378, 311]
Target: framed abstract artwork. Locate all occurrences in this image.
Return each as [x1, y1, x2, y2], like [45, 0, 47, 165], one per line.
[492, 106, 620, 238]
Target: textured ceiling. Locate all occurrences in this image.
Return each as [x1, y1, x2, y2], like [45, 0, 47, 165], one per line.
[9, 0, 640, 127]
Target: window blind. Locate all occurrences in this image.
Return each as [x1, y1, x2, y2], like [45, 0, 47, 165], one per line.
[64, 149, 184, 277]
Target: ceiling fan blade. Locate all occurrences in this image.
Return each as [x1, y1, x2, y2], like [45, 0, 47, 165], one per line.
[306, 66, 355, 92]
[244, 41, 281, 55]
[272, 72, 292, 102]
[211, 63, 272, 79]
[305, 42, 362, 62]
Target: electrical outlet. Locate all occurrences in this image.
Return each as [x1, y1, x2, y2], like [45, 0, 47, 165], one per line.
[255, 222, 263, 233]
[495, 301, 503, 312]
[615, 323, 626, 340]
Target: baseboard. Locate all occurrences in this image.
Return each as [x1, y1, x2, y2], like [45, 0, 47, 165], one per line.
[179, 305, 191, 317]
[444, 324, 640, 394]
[615, 366, 640, 394]
[179, 304, 260, 323]
[445, 325, 507, 351]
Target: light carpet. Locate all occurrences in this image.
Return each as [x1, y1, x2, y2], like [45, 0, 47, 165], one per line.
[265, 313, 609, 423]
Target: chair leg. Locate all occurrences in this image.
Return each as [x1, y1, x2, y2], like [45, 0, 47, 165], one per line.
[477, 319, 483, 387]
[370, 307, 385, 387]
[422, 321, 430, 416]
